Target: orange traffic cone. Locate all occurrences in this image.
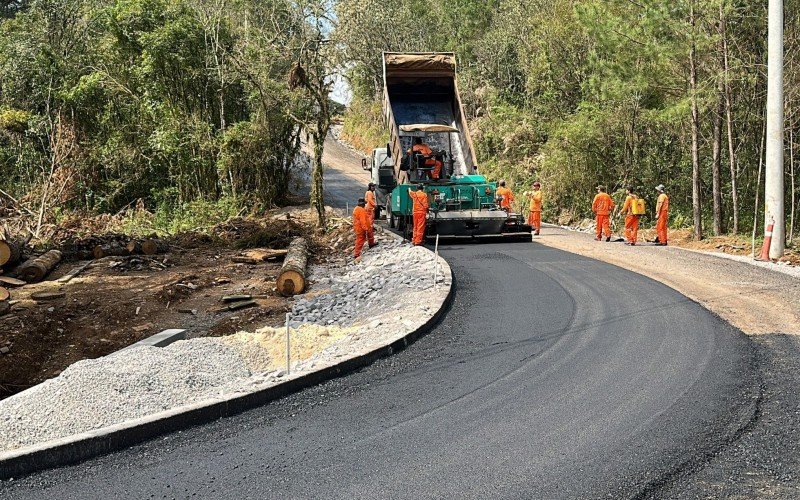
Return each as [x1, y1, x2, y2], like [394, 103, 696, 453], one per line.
[756, 219, 775, 261]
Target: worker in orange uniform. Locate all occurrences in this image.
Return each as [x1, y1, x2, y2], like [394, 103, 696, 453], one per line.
[620, 186, 641, 246]
[592, 185, 615, 242]
[527, 181, 543, 235]
[352, 198, 375, 260]
[410, 137, 442, 180]
[408, 184, 429, 245]
[496, 180, 514, 211]
[365, 182, 377, 230]
[654, 184, 669, 246]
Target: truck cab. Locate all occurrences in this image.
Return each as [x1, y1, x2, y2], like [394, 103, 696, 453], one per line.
[362, 145, 396, 204]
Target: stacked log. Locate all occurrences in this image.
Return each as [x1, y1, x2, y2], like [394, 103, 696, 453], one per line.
[93, 242, 128, 259]
[18, 250, 62, 283]
[276, 237, 308, 296]
[0, 239, 23, 267]
[141, 238, 168, 255]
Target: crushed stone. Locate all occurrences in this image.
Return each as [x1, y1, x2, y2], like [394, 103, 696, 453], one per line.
[0, 229, 451, 453]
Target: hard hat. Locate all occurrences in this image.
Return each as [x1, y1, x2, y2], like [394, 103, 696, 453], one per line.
[368, 182, 376, 189]
[655, 184, 665, 192]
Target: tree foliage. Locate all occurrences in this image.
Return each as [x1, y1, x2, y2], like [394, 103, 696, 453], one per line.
[336, 0, 800, 239]
[0, 0, 315, 221]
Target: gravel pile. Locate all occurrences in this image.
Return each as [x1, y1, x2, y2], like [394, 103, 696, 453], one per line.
[291, 235, 447, 329]
[0, 339, 263, 451]
[0, 229, 451, 453]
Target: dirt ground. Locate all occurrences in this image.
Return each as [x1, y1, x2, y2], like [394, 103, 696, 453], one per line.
[0, 208, 356, 401]
[538, 226, 800, 336]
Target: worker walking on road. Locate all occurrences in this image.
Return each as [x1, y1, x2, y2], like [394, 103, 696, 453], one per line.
[620, 186, 643, 246]
[365, 183, 377, 230]
[527, 182, 543, 235]
[408, 184, 429, 245]
[352, 198, 375, 259]
[592, 185, 615, 242]
[496, 180, 514, 212]
[655, 184, 669, 246]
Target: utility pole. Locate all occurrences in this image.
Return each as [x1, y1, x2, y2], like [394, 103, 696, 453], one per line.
[765, 0, 785, 258]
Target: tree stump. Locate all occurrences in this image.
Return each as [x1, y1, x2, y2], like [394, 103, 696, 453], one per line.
[18, 250, 62, 283]
[276, 237, 308, 296]
[0, 240, 22, 267]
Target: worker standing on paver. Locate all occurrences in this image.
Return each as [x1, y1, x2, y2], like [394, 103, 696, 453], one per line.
[620, 186, 644, 246]
[408, 184, 429, 245]
[655, 184, 669, 246]
[496, 180, 514, 212]
[352, 198, 375, 260]
[592, 185, 615, 242]
[527, 182, 543, 235]
[410, 137, 442, 180]
[365, 183, 377, 230]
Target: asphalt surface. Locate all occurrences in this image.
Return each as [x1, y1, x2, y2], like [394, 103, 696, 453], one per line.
[0, 241, 758, 498]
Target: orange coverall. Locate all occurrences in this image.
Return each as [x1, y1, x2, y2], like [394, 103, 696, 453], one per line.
[621, 195, 640, 244]
[365, 190, 377, 229]
[592, 192, 615, 239]
[408, 190, 429, 245]
[655, 193, 669, 244]
[412, 144, 442, 180]
[528, 190, 543, 232]
[352, 205, 374, 258]
[496, 186, 514, 211]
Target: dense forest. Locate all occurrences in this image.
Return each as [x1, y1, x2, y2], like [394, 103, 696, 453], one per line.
[0, 0, 334, 233]
[337, 0, 800, 242]
[1, 0, 799, 244]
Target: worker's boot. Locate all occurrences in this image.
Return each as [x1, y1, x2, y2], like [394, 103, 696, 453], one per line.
[605, 236, 611, 242]
[534, 229, 540, 236]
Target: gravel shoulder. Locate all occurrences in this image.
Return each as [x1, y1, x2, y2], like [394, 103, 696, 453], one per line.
[537, 226, 800, 335]
[0, 229, 450, 455]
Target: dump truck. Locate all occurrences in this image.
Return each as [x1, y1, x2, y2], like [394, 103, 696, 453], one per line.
[364, 52, 530, 240]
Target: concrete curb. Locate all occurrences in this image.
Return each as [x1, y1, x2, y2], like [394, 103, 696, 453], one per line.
[0, 238, 453, 480]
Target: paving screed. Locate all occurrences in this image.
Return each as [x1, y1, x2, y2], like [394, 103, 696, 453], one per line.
[0, 241, 757, 499]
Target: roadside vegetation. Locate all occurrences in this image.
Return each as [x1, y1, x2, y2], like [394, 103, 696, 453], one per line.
[335, 0, 800, 245]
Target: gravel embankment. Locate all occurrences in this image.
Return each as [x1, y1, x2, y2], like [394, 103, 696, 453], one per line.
[0, 230, 450, 453]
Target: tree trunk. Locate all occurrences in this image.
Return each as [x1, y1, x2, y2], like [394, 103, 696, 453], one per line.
[690, 4, 703, 241]
[276, 237, 308, 297]
[18, 250, 62, 283]
[712, 80, 724, 235]
[721, 3, 739, 233]
[0, 239, 23, 267]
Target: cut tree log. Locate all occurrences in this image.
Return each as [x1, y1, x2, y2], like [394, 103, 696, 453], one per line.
[0, 286, 9, 301]
[0, 276, 26, 287]
[18, 250, 62, 283]
[93, 243, 128, 259]
[0, 239, 23, 267]
[276, 237, 307, 297]
[126, 240, 142, 254]
[141, 238, 168, 255]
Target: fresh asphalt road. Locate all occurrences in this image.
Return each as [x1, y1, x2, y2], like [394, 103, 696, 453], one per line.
[1, 240, 757, 499]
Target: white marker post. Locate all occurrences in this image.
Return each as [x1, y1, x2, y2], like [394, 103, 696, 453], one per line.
[285, 313, 291, 375]
[433, 234, 440, 289]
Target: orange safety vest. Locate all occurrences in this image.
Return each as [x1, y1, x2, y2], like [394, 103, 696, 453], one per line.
[529, 190, 542, 212]
[353, 206, 370, 233]
[409, 190, 429, 214]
